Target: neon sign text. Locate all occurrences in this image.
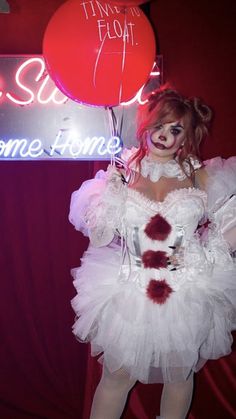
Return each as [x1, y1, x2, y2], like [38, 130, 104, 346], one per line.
[0, 57, 160, 107]
[0, 134, 122, 159]
[3, 58, 67, 106]
[50, 130, 122, 157]
[0, 139, 43, 158]
[0, 55, 162, 160]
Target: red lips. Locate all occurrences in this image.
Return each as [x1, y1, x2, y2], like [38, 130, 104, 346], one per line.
[152, 141, 166, 150]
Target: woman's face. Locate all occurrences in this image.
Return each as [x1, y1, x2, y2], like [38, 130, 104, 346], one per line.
[146, 119, 186, 161]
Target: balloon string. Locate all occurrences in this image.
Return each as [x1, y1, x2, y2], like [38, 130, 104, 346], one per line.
[106, 106, 124, 166]
[106, 107, 116, 166]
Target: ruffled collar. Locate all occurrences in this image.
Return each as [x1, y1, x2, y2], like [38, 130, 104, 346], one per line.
[121, 147, 202, 183]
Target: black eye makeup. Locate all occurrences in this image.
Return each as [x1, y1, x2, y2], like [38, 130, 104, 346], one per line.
[153, 124, 163, 131]
[170, 123, 184, 136]
[151, 122, 184, 137]
[170, 127, 182, 136]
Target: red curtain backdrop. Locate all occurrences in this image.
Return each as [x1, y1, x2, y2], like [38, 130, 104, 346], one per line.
[1, 1, 236, 418]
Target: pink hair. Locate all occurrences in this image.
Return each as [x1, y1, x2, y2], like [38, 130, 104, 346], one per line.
[127, 86, 212, 182]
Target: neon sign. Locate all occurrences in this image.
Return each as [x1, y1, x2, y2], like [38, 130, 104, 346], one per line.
[0, 55, 162, 160]
[3, 58, 67, 106]
[0, 57, 159, 107]
[0, 135, 122, 159]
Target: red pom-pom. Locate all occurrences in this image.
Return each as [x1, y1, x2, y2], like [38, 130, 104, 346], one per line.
[142, 250, 168, 269]
[144, 213, 171, 241]
[146, 279, 173, 304]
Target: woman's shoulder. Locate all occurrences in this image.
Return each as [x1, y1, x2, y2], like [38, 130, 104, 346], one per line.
[195, 156, 236, 186]
[194, 166, 208, 190]
[203, 156, 236, 172]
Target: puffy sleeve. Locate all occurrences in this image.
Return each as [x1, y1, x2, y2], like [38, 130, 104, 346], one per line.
[69, 167, 126, 247]
[204, 157, 236, 253]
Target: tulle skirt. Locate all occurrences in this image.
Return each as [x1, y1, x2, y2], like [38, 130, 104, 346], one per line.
[71, 242, 236, 384]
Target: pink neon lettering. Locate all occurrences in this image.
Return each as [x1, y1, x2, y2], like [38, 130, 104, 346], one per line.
[6, 57, 44, 105]
[37, 74, 67, 105]
[5, 57, 66, 106]
[1, 57, 160, 106]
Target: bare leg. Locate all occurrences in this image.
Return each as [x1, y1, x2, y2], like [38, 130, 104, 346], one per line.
[160, 372, 194, 419]
[90, 365, 136, 419]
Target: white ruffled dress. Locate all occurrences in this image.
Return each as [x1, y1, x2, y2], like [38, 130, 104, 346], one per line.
[69, 155, 236, 384]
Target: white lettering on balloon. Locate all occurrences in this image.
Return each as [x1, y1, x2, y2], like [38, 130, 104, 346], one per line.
[79, 1, 141, 88]
[80, 1, 138, 46]
[97, 19, 135, 44]
[80, 1, 140, 20]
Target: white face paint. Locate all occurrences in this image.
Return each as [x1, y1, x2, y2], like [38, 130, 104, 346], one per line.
[146, 120, 185, 162]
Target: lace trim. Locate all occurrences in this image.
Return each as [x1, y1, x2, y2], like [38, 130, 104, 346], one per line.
[141, 156, 202, 182]
[121, 147, 202, 182]
[127, 187, 207, 211]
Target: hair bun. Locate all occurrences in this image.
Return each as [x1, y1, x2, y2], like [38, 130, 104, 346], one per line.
[148, 86, 179, 102]
[147, 86, 182, 112]
[191, 97, 213, 124]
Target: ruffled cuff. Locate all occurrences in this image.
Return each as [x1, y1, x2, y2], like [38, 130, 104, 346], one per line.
[212, 194, 236, 253]
[183, 238, 213, 273]
[204, 156, 236, 212]
[203, 156, 236, 257]
[204, 230, 234, 267]
[69, 171, 107, 237]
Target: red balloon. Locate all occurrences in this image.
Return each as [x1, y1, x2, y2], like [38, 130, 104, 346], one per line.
[43, 0, 156, 106]
[108, 1, 149, 5]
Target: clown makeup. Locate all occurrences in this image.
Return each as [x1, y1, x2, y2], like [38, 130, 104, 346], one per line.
[147, 120, 185, 162]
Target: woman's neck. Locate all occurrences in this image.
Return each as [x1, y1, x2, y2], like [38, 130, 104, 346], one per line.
[146, 153, 176, 163]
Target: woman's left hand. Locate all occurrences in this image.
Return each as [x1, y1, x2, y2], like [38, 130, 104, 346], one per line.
[168, 246, 185, 270]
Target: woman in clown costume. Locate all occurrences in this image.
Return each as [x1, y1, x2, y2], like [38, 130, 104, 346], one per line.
[69, 87, 236, 419]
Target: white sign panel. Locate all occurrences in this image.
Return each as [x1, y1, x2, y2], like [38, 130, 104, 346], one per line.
[0, 55, 162, 160]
